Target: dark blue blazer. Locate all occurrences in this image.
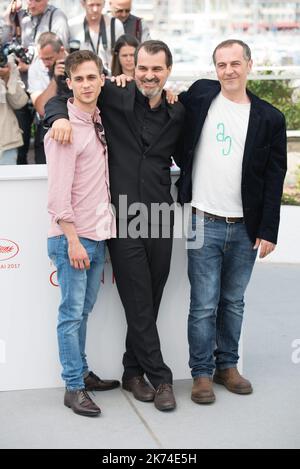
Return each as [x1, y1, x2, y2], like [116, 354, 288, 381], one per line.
[176, 79, 287, 244]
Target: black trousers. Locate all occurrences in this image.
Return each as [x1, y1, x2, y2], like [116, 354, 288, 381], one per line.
[15, 101, 34, 165]
[107, 221, 173, 389]
[34, 122, 48, 164]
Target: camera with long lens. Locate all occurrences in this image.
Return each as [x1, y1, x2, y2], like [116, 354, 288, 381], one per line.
[54, 59, 68, 93]
[0, 41, 34, 67]
[54, 40, 81, 95]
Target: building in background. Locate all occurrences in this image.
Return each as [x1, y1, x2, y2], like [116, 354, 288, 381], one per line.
[1, 1, 300, 35]
[2, 1, 300, 66]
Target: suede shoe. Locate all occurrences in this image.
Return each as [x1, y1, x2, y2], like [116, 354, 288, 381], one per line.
[213, 368, 253, 394]
[84, 371, 120, 391]
[191, 377, 215, 404]
[122, 376, 155, 402]
[64, 389, 101, 417]
[154, 383, 176, 411]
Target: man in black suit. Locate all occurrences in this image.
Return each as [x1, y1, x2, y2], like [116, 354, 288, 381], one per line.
[176, 39, 287, 404]
[44, 40, 185, 412]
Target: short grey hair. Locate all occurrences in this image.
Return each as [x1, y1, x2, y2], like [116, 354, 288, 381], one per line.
[37, 32, 63, 53]
[212, 39, 251, 65]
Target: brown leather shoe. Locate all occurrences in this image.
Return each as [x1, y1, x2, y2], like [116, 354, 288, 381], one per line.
[122, 376, 155, 402]
[84, 371, 120, 391]
[64, 389, 101, 417]
[154, 383, 176, 411]
[191, 377, 215, 404]
[213, 368, 253, 394]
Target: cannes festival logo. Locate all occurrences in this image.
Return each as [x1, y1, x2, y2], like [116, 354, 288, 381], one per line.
[0, 239, 19, 262]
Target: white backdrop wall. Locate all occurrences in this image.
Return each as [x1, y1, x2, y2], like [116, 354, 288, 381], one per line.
[0, 166, 191, 391]
[0, 166, 299, 391]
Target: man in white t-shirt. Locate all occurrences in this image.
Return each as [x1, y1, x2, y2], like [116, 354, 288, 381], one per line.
[68, 0, 124, 74]
[176, 40, 287, 404]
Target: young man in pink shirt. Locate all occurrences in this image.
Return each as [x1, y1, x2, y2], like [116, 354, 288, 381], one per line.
[45, 50, 118, 417]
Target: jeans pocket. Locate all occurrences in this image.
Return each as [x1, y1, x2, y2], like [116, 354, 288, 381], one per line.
[78, 237, 97, 262]
[186, 214, 206, 250]
[48, 236, 64, 266]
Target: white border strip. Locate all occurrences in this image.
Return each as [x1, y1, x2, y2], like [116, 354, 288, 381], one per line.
[0, 165, 48, 181]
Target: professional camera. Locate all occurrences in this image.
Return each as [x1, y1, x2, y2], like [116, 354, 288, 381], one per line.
[0, 40, 34, 68]
[53, 40, 81, 95]
[4, 41, 34, 64]
[52, 59, 70, 96]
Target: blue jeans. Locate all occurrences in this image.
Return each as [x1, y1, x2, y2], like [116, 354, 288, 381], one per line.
[0, 148, 17, 165]
[48, 236, 106, 390]
[187, 213, 257, 378]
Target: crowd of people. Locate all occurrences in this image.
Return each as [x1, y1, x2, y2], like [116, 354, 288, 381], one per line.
[0, 0, 146, 165]
[0, 1, 287, 418]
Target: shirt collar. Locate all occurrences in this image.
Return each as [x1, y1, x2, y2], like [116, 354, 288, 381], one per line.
[67, 98, 101, 124]
[135, 87, 167, 110]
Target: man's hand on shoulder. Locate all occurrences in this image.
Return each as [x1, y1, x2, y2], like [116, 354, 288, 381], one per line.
[110, 74, 134, 88]
[50, 118, 73, 144]
[165, 89, 178, 105]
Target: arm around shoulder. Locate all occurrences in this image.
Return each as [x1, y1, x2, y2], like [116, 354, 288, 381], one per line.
[44, 94, 70, 127]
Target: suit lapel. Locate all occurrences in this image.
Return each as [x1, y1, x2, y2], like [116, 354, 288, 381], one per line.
[242, 93, 261, 177]
[122, 85, 143, 149]
[191, 86, 221, 149]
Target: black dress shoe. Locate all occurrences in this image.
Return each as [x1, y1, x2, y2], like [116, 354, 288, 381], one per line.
[122, 376, 155, 402]
[84, 371, 120, 391]
[154, 383, 176, 411]
[64, 389, 101, 417]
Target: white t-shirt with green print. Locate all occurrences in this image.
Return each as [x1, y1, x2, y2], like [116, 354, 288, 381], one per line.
[192, 92, 250, 218]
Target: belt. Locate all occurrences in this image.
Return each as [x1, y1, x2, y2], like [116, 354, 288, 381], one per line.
[192, 207, 244, 224]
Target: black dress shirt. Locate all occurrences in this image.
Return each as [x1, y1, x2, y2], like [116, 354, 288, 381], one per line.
[134, 88, 169, 151]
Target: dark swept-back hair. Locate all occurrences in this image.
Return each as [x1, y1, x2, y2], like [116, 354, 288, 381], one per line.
[65, 50, 103, 78]
[135, 40, 173, 68]
[111, 34, 139, 76]
[212, 39, 252, 65]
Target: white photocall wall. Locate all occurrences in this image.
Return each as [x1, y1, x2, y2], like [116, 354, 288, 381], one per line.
[0, 166, 192, 391]
[0, 166, 299, 392]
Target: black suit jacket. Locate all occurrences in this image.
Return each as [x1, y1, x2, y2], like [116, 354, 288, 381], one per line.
[176, 79, 287, 244]
[45, 81, 185, 224]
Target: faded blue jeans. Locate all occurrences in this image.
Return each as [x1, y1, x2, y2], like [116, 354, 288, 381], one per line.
[48, 235, 106, 390]
[187, 213, 257, 378]
[0, 148, 17, 165]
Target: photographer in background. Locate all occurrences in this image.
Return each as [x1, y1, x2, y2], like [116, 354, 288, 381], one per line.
[0, 53, 28, 165]
[68, 0, 124, 74]
[28, 32, 68, 164]
[3, 1, 70, 53]
[2, 0, 70, 164]
[109, 0, 150, 42]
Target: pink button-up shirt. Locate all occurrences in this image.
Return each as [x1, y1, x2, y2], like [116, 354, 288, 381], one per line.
[45, 99, 116, 241]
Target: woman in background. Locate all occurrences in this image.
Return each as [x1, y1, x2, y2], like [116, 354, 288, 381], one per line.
[111, 34, 139, 78]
